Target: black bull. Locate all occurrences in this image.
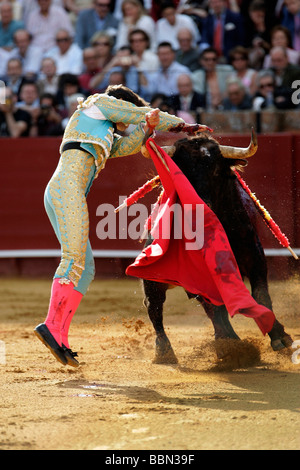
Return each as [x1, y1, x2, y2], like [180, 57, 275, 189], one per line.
[141, 133, 293, 364]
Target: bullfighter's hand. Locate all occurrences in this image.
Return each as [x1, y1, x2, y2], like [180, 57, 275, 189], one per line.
[141, 109, 160, 159]
[145, 108, 160, 131]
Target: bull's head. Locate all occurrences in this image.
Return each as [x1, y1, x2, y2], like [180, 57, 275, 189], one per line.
[163, 128, 258, 163]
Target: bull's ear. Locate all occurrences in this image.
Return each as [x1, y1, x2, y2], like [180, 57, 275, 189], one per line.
[230, 159, 248, 171]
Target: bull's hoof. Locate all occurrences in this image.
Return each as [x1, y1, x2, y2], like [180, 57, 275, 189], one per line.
[269, 320, 293, 351]
[154, 335, 178, 364]
[271, 339, 286, 351]
[271, 334, 293, 351]
[153, 349, 178, 364]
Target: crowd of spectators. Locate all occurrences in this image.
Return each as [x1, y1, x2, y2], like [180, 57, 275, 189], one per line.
[0, 0, 299, 137]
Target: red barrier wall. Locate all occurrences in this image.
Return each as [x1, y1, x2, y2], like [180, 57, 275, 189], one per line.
[0, 133, 299, 278]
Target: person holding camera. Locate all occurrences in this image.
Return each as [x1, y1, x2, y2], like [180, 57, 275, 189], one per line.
[35, 93, 64, 136]
[89, 46, 152, 100]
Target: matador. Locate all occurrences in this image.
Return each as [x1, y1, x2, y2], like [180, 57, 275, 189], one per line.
[34, 85, 211, 367]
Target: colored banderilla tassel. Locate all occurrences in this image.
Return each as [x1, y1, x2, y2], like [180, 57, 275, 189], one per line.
[234, 169, 298, 260]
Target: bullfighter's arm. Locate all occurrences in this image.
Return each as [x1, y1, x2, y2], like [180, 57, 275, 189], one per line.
[110, 109, 161, 159]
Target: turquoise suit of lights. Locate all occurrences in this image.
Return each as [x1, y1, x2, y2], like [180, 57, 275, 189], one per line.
[44, 93, 185, 295]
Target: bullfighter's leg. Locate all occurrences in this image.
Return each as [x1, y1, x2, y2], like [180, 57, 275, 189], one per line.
[143, 280, 178, 364]
[34, 149, 96, 366]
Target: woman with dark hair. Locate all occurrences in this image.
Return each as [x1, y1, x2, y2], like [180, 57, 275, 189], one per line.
[128, 28, 160, 73]
[228, 46, 257, 96]
[263, 25, 300, 68]
[34, 84, 211, 367]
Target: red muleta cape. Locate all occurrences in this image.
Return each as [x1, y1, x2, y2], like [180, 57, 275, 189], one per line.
[126, 139, 275, 335]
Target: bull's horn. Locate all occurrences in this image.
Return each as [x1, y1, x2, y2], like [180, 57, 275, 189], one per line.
[219, 128, 258, 159]
[162, 145, 176, 157]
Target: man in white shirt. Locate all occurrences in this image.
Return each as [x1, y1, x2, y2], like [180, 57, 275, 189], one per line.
[21, 0, 64, 23]
[10, 29, 43, 78]
[156, 2, 200, 51]
[26, 0, 74, 53]
[148, 41, 191, 97]
[45, 29, 83, 76]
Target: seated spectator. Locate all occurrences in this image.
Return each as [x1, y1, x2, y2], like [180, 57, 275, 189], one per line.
[175, 27, 200, 72]
[270, 45, 300, 88]
[89, 45, 152, 100]
[115, 0, 156, 52]
[156, 2, 200, 51]
[37, 57, 59, 96]
[10, 29, 43, 79]
[35, 92, 64, 136]
[200, 0, 245, 62]
[147, 41, 191, 97]
[17, 80, 40, 109]
[168, 72, 206, 114]
[252, 69, 277, 110]
[281, 0, 300, 52]
[245, 0, 272, 70]
[0, 47, 10, 78]
[21, 0, 66, 23]
[15, 81, 40, 133]
[0, 87, 31, 136]
[0, 1, 24, 50]
[91, 31, 114, 69]
[222, 77, 253, 110]
[228, 46, 257, 96]
[78, 47, 101, 94]
[75, 0, 119, 50]
[128, 29, 160, 73]
[45, 29, 84, 76]
[263, 25, 300, 68]
[107, 69, 127, 86]
[191, 47, 233, 110]
[253, 68, 298, 110]
[4, 57, 26, 100]
[26, 0, 74, 53]
[0, 0, 23, 21]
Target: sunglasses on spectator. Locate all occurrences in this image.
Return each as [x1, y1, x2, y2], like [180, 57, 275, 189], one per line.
[57, 37, 71, 43]
[260, 83, 274, 89]
[95, 2, 110, 7]
[202, 57, 217, 62]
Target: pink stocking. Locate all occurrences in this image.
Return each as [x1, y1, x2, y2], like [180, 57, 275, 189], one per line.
[44, 278, 75, 345]
[60, 289, 83, 349]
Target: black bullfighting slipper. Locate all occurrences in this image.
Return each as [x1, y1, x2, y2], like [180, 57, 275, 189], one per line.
[62, 345, 80, 368]
[34, 323, 67, 366]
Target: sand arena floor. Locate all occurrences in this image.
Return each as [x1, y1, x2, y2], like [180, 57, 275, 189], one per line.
[0, 277, 299, 450]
